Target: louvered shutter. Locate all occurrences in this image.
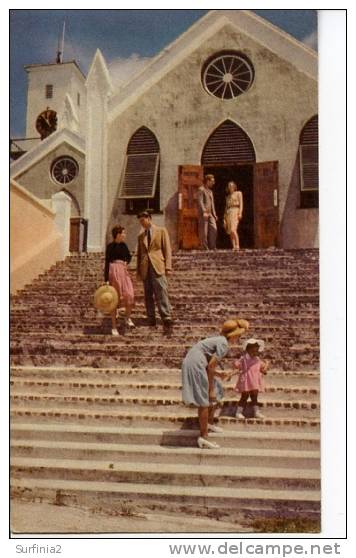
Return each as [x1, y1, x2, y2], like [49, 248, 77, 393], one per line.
[119, 127, 160, 199]
[299, 116, 318, 191]
[201, 120, 255, 165]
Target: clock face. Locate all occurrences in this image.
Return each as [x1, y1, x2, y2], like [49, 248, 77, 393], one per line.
[36, 109, 57, 139]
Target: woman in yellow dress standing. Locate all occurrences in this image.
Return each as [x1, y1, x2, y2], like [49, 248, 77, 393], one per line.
[224, 181, 243, 250]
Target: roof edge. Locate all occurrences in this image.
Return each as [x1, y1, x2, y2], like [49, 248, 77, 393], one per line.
[10, 128, 86, 179]
[24, 60, 86, 79]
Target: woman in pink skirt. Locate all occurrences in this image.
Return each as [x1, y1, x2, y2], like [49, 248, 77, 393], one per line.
[104, 225, 135, 335]
[227, 338, 268, 419]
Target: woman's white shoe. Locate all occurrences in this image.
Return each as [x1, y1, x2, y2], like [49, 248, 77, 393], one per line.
[111, 328, 119, 336]
[125, 318, 136, 328]
[197, 436, 220, 449]
[208, 424, 224, 433]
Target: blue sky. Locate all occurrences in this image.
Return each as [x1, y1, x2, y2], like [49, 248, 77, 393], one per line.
[10, 9, 317, 137]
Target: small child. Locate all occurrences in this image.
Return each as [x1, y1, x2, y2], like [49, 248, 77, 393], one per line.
[227, 338, 268, 420]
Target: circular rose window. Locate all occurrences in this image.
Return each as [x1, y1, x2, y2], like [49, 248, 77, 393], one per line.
[202, 51, 254, 100]
[51, 156, 79, 185]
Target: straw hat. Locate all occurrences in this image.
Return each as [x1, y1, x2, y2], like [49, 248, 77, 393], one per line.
[221, 318, 249, 339]
[242, 338, 265, 352]
[93, 285, 118, 314]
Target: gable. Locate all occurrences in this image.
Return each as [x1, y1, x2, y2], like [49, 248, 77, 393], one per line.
[108, 10, 317, 123]
[10, 129, 85, 181]
[13, 142, 86, 216]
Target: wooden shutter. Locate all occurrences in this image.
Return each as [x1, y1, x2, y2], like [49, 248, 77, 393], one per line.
[119, 153, 159, 198]
[119, 127, 160, 199]
[299, 144, 318, 191]
[202, 120, 255, 165]
[178, 165, 204, 249]
[299, 116, 318, 192]
[254, 161, 279, 248]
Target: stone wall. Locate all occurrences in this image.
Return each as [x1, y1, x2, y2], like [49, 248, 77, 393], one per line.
[10, 180, 64, 293]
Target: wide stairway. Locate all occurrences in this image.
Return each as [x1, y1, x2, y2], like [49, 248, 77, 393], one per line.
[10, 249, 320, 532]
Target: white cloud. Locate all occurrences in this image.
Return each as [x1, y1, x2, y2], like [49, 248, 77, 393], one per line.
[302, 30, 318, 51]
[108, 54, 152, 88]
[63, 38, 95, 74]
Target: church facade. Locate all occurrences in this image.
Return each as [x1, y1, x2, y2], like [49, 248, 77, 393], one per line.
[10, 10, 318, 253]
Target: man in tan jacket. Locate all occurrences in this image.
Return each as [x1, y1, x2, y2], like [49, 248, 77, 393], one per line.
[136, 211, 173, 333]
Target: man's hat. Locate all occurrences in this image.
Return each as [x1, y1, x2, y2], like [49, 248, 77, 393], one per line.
[93, 285, 118, 314]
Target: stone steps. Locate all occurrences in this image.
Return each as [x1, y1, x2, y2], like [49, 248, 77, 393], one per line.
[10, 338, 320, 353]
[12, 288, 319, 299]
[11, 379, 319, 398]
[10, 249, 320, 526]
[11, 406, 320, 429]
[11, 477, 321, 522]
[11, 394, 319, 415]
[10, 319, 319, 330]
[14, 286, 319, 297]
[10, 423, 320, 450]
[11, 455, 320, 490]
[10, 366, 319, 384]
[10, 344, 319, 370]
[11, 440, 320, 469]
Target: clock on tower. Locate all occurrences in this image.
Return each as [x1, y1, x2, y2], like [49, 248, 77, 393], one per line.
[35, 108, 57, 140]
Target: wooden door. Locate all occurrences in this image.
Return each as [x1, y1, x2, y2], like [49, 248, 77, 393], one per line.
[178, 165, 204, 249]
[253, 161, 279, 248]
[70, 218, 80, 252]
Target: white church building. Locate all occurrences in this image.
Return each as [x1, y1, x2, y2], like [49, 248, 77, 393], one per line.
[10, 9, 318, 254]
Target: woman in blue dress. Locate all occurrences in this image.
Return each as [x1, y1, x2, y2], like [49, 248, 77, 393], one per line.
[181, 318, 249, 449]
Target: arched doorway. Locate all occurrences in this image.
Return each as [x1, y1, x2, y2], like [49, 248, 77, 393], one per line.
[60, 189, 88, 252]
[178, 121, 279, 250]
[201, 120, 256, 248]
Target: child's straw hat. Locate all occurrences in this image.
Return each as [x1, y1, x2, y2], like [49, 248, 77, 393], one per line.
[94, 285, 118, 314]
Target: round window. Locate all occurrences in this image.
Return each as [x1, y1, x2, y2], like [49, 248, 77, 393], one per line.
[51, 156, 79, 185]
[202, 51, 254, 100]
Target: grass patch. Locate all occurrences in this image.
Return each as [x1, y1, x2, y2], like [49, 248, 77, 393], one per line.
[251, 517, 321, 533]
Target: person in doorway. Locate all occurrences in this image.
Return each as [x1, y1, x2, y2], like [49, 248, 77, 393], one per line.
[226, 338, 268, 419]
[181, 318, 249, 449]
[104, 225, 135, 335]
[223, 181, 243, 250]
[197, 174, 218, 250]
[136, 211, 173, 335]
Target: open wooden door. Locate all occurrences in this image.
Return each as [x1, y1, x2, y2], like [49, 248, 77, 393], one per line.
[254, 161, 279, 248]
[178, 165, 204, 249]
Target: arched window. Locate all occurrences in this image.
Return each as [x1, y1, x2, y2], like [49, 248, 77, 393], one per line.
[201, 120, 255, 165]
[299, 115, 318, 208]
[119, 126, 160, 214]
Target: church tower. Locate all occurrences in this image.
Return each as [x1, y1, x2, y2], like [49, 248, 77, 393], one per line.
[24, 59, 86, 139]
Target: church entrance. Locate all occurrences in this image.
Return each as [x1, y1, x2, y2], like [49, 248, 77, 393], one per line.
[178, 161, 279, 250]
[204, 164, 254, 249]
[178, 120, 279, 250]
